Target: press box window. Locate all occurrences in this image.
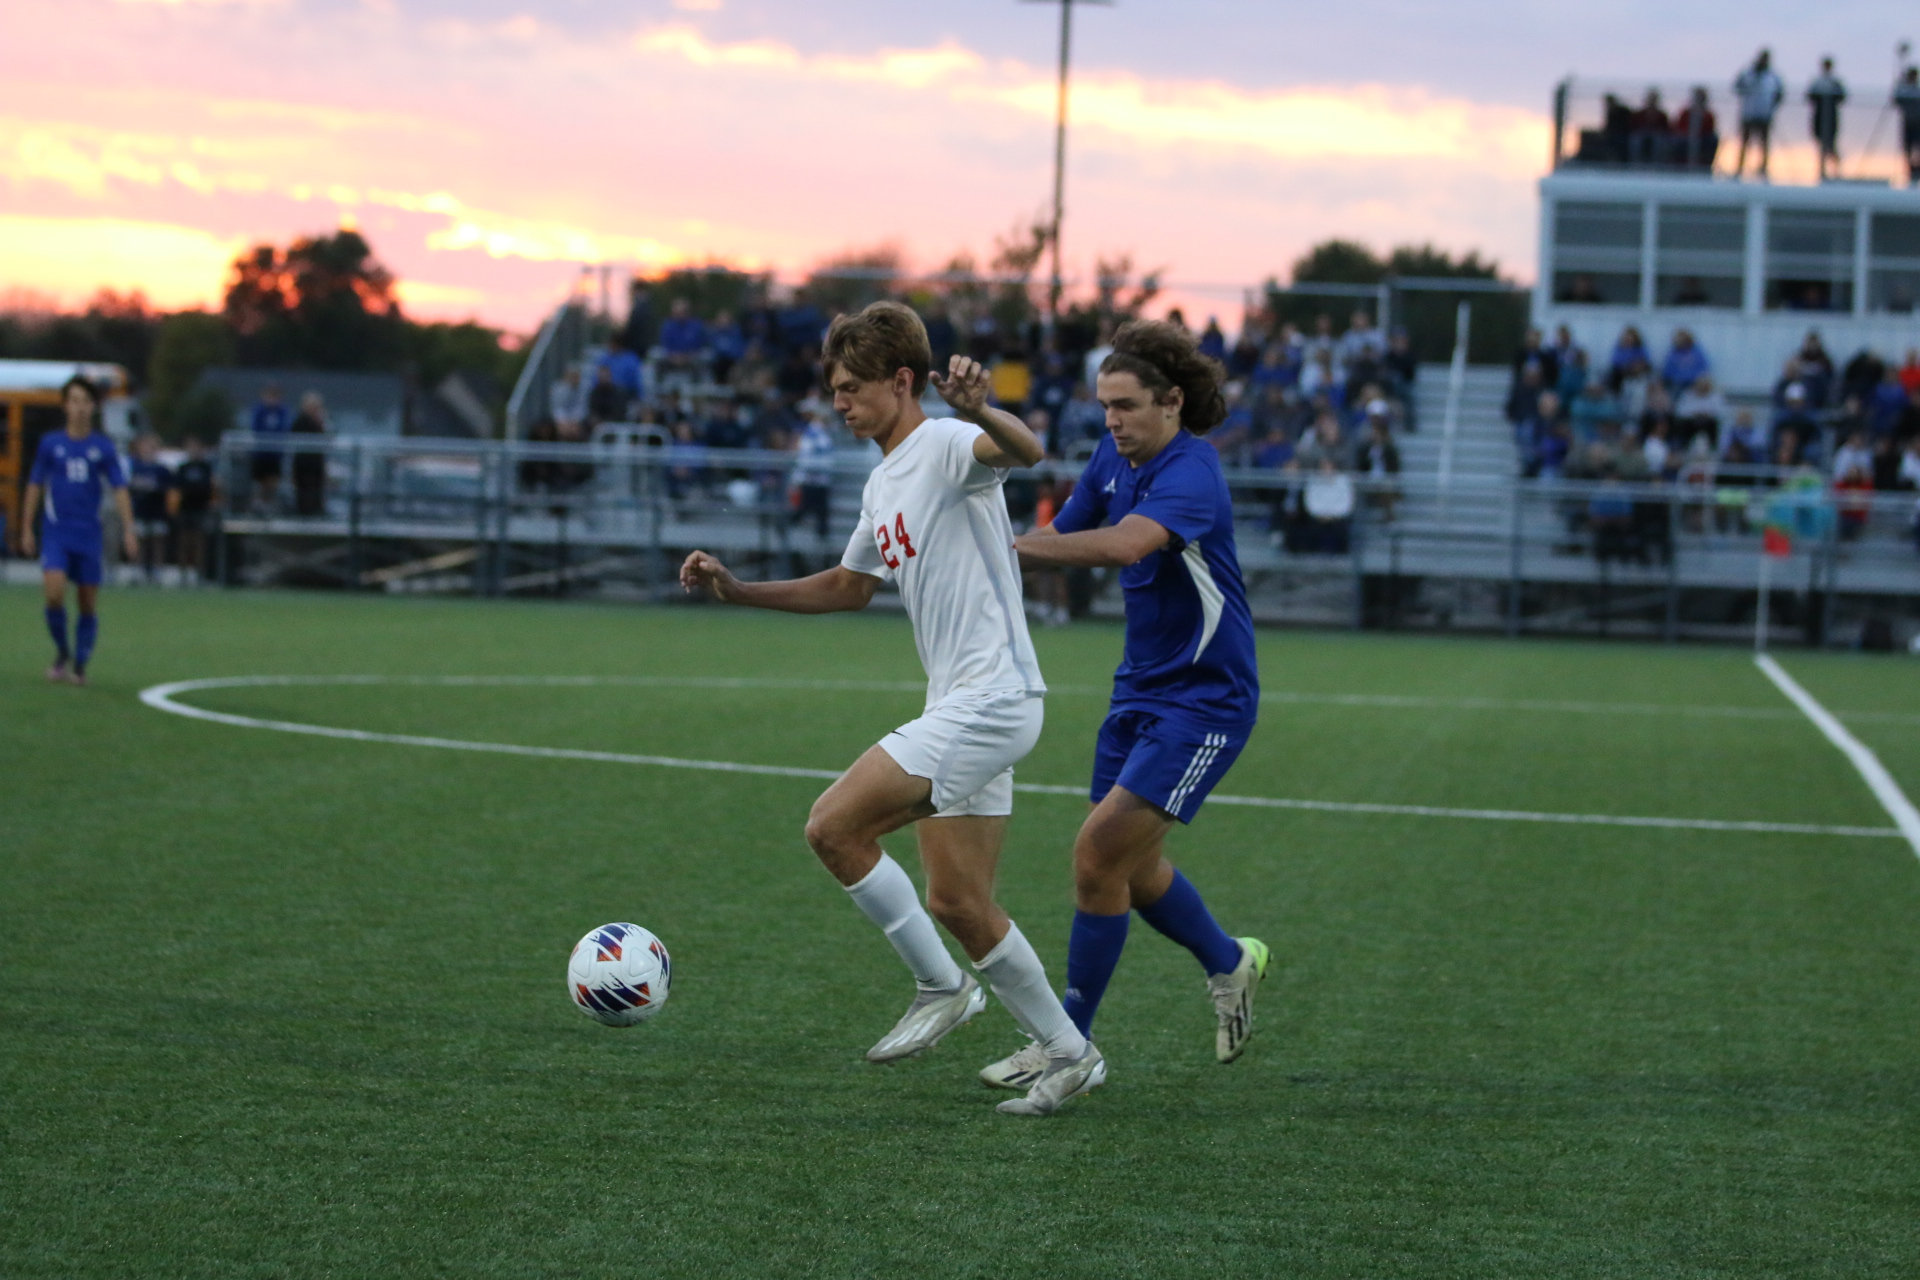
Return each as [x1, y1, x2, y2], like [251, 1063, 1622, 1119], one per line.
[1552, 201, 1642, 305]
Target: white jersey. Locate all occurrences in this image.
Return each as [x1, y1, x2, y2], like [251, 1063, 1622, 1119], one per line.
[841, 416, 1045, 704]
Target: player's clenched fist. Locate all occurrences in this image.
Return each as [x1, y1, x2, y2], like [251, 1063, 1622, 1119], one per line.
[930, 355, 991, 419]
[679, 549, 740, 601]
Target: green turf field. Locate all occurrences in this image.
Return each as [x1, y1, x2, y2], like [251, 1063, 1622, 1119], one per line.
[5, 584, 1918, 1278]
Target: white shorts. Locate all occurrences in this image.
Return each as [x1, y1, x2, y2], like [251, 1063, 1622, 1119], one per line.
[878, 689, 1044, 818]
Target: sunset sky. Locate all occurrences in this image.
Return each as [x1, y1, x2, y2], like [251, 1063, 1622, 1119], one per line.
[2, 1, 1912, 333]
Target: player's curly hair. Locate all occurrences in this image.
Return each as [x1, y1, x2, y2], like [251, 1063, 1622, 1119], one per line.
[823, 301, 932, 397]
[1099, 320, 1227, 434]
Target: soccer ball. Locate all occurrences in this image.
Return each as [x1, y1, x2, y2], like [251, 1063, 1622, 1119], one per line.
[568, 922, 672, 1026]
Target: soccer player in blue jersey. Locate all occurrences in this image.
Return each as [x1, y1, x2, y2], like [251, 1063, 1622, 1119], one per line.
[18, 376, 135, 685]
[983, 319, 1268, 1087]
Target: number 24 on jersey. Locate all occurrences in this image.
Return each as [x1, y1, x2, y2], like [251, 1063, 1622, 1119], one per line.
[875, 513, 917, 569]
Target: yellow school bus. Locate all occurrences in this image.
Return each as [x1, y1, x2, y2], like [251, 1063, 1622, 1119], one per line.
[0, 360, 135, 543]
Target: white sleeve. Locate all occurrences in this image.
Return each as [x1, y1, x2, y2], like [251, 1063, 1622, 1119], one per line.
[939, 419, 1005, 494]
[840, 505, 889, 580]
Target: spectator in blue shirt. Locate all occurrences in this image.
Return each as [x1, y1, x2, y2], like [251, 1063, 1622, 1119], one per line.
[1197, 317, 1227, 364]
[595, 337, 643, 401]
[126, 433, 173, 580]
[1660, 329, 1710, 392]
[248, 383, 290, 512]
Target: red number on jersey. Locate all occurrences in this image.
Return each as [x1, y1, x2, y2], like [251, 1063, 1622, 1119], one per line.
[876, 522, 899, 570]
[892, 513, 916, 559]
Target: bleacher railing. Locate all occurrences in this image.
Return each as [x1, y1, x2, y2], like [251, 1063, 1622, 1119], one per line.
[209, 432, 1920, 643]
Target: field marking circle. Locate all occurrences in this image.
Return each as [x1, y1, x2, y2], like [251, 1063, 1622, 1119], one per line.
[138, 675, 1905, 843]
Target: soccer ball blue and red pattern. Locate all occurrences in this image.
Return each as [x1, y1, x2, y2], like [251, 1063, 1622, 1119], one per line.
[567, 922, 672, 1026]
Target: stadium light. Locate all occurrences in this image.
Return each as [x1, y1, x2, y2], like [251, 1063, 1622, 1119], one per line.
[1023, 0, 1112, 328]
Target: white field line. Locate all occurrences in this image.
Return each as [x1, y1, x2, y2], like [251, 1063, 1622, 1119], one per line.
[129, 671, 1920, 723]
[138, 676, 1902, 843]
[1754, 655, 1920, 860]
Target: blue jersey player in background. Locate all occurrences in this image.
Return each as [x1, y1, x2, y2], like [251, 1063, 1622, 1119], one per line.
[19, 376, 135, 685]
[983, 320, 1269, 1090]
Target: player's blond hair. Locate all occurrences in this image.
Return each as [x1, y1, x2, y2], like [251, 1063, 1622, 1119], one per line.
[822, 301, 932, 397]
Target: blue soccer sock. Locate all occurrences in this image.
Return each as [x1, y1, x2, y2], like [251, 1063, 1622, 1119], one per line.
[45, 606, 70, 662]
[1137, 869, 1242, 976]
[1060, 909, 1129, 1037]
[75, 614, 98, 673]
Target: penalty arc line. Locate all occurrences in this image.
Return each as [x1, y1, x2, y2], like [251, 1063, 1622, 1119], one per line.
[137, 675, 1903, 843]
[1754, 655, 1920, 860]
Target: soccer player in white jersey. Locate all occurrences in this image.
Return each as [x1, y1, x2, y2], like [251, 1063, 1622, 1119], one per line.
[679, 301, 1103, 1116]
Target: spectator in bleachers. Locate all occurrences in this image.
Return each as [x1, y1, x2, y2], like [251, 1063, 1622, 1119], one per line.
[1660, 329, 1709, 393]
[787, 410, 835, 540]
[1057, 379, 1105, 446]
[248, 383, 290, 514]
[1771, 382, 1819, 462]
[1355, 404, 1401, 520]
[1571, 376, 1622, 441]
[1898, 434, 1920, 490]
[289, 392, 329, 518]
[1299, 347, 1342, 406]
[552, 366, 591, 429]
[1832, 427, 1875, 539]
[1896, 67, 1920, 186]
[1515, 390, 1567, 479]
[1869, 369, 1909, 437]
[1641, 416, 1675, 479]
[1808, 58, 1847, 181]
[595, 335, 644, 404]
[1506, 361, 1546, 433]
[1629, 89, 1671, 165]
[1896, 347, 1919, 394]
[665, 420, 704, 503]
[1673, 87, 1719, 169]
[1840, 344, 1884, 405]
[1734, 48, 1784, 177]
[1293, 410, 1353, 472]
[1555, 342, 1590, 405]
[1028, 350, 1075, 426]
[1512, 327, 1559, 391]
[1297, 457, 1355, 553]
[1608, 325, 1651, 392]
[1721, 407, 1765, 459]
[657, 299, 709, 393]
[1871, 434, 1903, 491]
[1249, 341, 1299, 396]
[1337, 310, 1384, 384]
[586, 364, 627, 426]
[1197, 317, 1227, 364]
[1673, 375, 1727, 449]
[709, 311, 746, 384]
[1304, 314, 1337, 366]
[1383, 327, 1418, 429]
[1226, 321, 1263, 379]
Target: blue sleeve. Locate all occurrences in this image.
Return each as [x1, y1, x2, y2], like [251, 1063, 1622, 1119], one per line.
[28, 436, 54, 487]
[1051, 454, 1109, 533]
[102, 441, 129, 489]
[1132, 452, 1219, 547]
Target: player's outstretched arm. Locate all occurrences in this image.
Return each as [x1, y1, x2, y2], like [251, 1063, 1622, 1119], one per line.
[680, 550, 879, 614]
[931, 355, 1044, 469]
[1014, 515, 1169, 569]
[114, 487, 137, 562]
[18, 483, 40, 557]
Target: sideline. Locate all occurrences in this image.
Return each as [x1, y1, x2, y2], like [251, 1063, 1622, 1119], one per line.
[1754, 655, 1920, 860]
[139, 675, 1903, 843]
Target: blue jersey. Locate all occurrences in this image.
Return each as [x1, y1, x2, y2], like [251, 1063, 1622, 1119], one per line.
[1055, 431, 1259, 731]
[29, 431, 127, 535]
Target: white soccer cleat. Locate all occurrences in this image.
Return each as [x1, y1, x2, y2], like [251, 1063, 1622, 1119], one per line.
[865, 974, 986, 1062]
[978, 1039, 1050, 1091]
[995, 1042, 1106, 1116]
[1207, 937, 1272, 1064]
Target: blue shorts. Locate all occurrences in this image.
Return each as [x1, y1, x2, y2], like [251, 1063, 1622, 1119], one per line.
[41, 530, 104, 586]
[1091, 709, 1250, 824]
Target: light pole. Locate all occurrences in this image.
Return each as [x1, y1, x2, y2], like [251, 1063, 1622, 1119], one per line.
[1024, 0, 1111, 327]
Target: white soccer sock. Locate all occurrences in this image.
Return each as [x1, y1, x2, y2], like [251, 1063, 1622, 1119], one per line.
[844, 854, 965, 993]
[974, 920, 1088, 1061]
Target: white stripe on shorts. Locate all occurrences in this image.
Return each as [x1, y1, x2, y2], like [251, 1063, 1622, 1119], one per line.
[1166, 732, 1227, 816]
